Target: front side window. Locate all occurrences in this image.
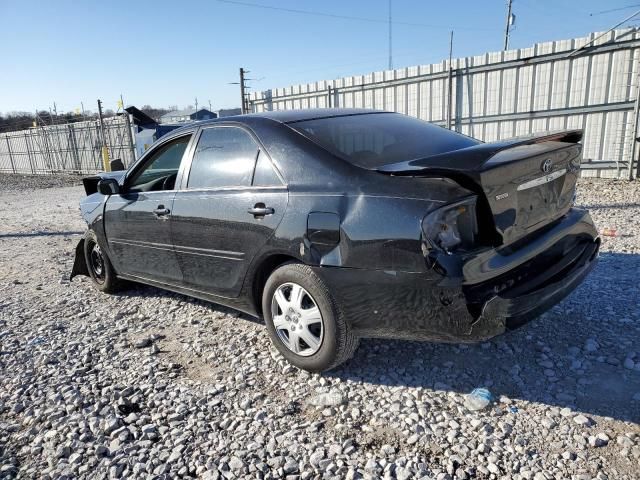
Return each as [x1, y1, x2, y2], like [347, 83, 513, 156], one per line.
[188, 127, 259, 189]
[127, 135, 191, 191]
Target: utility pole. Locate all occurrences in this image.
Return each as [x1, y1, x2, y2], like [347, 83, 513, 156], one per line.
[97, 99, 111, 172]
[388, 0, 393, 70]
[81, 102, 86, 118]
[208, 99, 212, 112]
[239, 67, 247, 114]
[447, 31, 454, 130]
[504, 0, 514, 50]
[195, 97, 198, 113]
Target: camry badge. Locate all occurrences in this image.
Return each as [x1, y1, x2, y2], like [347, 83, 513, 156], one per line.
[495, 192, 509, 200]
[541, 158, 552, 173]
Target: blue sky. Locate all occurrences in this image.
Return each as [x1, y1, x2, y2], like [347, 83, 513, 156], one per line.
[0, 0, 638, 114]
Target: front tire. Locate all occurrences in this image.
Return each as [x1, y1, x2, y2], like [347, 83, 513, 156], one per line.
[83, 230, 122, 294]
[262, 263, 359, 372]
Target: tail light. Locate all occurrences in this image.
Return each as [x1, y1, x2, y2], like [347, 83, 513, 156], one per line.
[422, 196, 478, 254]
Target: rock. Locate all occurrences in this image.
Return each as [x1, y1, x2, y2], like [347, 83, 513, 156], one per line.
[228, 456, 244, 471]
[616, 435, 634, 448]
[573, 414, 592, 427]
[283, 459, 299, 474]
[380, 444, 396, 455]
[55, 445, 70, 459]
[309, 450, 325, 467]
[134, 337, 152, 348]
[95, 445, 109, 458]
[584, 338, 599, 352]
[588, 433, 609, 448]
[104, 417, 120, 434]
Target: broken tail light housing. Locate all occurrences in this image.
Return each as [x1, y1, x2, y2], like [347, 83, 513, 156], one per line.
[422, 196, 478, 254]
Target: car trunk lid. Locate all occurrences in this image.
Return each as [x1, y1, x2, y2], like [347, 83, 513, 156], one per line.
[377, 130, 583, 246]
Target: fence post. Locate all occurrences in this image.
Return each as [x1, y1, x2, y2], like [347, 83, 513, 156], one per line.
[24, 131, 35, 174]
[447, 31, 454, 130]
[5, 135, 16, 173]
[123, 112, 136, 166]
[97, 100, 111, 172]
[68, 124, 82, 172]
[629, 53, 640, 180]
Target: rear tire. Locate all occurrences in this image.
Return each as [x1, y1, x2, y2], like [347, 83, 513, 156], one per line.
[83, 230, 123, 294]
[262, 263, 359, 372]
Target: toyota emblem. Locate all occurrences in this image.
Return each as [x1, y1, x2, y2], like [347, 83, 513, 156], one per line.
[541, 158, 552, 173]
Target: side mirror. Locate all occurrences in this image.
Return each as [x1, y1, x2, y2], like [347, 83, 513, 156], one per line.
[97, 178, 120, 196]
[110, 158, 125, 171]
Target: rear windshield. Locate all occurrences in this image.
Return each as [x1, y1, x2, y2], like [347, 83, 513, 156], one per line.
[289, 113, 479, 169]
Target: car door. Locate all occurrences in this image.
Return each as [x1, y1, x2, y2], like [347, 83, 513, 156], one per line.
[170, 125, 288, 297]
[104, 131, 195, 284]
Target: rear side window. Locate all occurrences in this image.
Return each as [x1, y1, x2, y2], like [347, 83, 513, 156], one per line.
[252, 151, 283, 186]
[289, 113, 479, 169]
[188, 127, 259, 189]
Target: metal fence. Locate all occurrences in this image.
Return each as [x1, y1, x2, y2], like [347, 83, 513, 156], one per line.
[0, 116, 135, 175]
[249, 28, 640, 179]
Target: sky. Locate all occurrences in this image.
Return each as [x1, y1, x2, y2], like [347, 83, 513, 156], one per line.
[0, 0, 638, 114]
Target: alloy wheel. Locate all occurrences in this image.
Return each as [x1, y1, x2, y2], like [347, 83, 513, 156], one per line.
[271, 282, 324, 357]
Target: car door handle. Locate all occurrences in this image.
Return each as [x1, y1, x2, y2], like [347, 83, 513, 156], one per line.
[153, 207, 170, 216]
[248, 206, 274, 216]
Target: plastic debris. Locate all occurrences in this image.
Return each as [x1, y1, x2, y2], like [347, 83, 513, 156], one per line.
[464, 388, 493, 411]
[509, 405, 519, 414]
[307, 390, 345, 407]
[601, 227, 618, 237]
[26, 337, 46, 346]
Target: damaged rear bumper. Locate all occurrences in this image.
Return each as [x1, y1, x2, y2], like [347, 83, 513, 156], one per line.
[313, 208, 599, 342]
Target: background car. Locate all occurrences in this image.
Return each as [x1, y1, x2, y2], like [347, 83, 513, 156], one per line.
[71, 109, 599, 372]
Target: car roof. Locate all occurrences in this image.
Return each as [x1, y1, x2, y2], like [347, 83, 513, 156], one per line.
[243, 108, 388, 123]
[178, 108, 389, 131]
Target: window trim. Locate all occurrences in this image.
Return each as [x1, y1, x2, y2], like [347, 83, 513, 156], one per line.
[177, 123, 286, 192]
[122, 130, 197, 192]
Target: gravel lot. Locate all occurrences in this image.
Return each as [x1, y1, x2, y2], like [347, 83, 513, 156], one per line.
[0, 175, 639, 479]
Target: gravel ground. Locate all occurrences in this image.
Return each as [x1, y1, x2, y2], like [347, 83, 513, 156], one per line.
[0, 174, 84, 193]
[0, 175, 639, 479]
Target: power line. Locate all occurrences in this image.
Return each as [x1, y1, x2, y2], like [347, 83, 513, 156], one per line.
[591, 4, 640, 17]
[215, 0, 499, 31]
[569, 8, 640, 56]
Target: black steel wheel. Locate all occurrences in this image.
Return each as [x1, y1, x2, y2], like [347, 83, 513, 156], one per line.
[83, 230, 122, 293]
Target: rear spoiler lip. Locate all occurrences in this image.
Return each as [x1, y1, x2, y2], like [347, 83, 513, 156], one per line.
[377, 129, 583, 175]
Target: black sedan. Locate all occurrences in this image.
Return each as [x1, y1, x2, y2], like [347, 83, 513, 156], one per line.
[71, 109, 599, 372]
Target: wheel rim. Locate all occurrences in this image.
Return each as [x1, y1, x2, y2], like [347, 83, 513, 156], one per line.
[89, 242, 105, 284]
[271, 282, 324, 357]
